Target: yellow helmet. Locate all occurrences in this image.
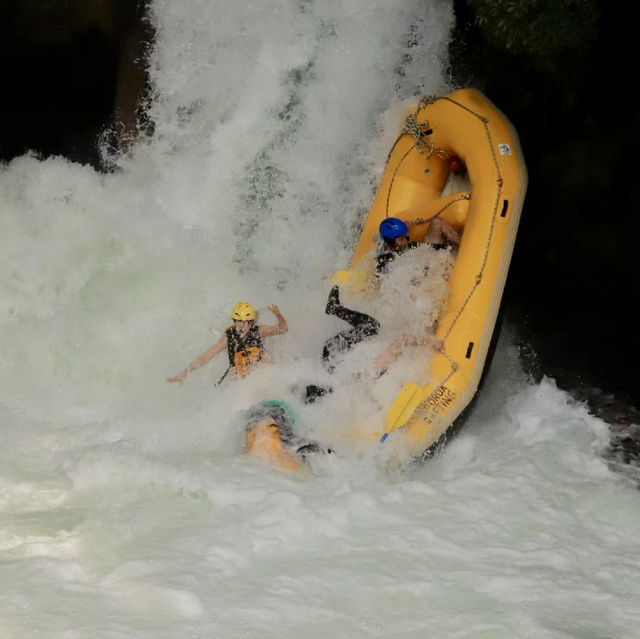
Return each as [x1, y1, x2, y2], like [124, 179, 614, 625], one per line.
[232, 302, 257, 321]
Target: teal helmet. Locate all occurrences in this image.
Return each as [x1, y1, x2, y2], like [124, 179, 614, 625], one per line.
[259, 400, 297, 425]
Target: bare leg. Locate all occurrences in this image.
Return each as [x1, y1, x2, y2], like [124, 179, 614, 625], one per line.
[425, 217, 460, 247]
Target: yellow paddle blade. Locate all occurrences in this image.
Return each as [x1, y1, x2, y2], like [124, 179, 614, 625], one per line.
[380, 382, 425, 443]
[331, 269, 370, 291]
[331, 270, 352, 286]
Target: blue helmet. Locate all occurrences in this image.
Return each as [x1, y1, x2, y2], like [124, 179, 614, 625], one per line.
[379, 217, 409, 240]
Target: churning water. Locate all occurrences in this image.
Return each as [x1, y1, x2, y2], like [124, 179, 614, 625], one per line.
[1, 1, 639, 637]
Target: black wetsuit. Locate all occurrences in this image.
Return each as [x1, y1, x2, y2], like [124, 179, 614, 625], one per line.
[321, 286, 380, 373]
[375, 241, 419, 274]
[377, 239, 450, 281]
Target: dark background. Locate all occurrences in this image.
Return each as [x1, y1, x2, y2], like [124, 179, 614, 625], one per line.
[448, 0, 640, 423]
[1, 1, 638, 427]
[0, 0, 151, 164]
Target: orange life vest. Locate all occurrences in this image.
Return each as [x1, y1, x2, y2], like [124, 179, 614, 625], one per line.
[245, 419, 302, 472]
[226, 324, 264, 377]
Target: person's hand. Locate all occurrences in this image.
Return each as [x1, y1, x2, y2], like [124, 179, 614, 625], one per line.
[268, 304, 281, 316]
[432, 340, 444, 353]
[166, 368, 187, 384]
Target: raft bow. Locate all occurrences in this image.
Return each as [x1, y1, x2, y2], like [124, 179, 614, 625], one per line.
[342, 88, 528, 458]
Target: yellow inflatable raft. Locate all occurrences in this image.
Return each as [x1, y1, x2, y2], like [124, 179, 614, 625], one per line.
[338, 88, 528, 459]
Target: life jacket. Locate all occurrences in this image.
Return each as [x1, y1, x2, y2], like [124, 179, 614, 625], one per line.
[245, 419, 302, 472]
[244, 401, 334, 472]
[226, 323, 264, 376]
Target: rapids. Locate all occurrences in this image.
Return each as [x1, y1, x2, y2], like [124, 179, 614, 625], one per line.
[1, 1, 639, 636]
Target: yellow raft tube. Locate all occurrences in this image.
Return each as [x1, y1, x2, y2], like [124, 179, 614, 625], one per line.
[338, 88, 528, 459]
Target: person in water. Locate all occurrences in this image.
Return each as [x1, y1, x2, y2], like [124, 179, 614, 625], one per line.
[321, 284, 380, 374]
[244, 400, 334, 471]
[303, 281, 443, 404]
[304, 217, 452, 400]
[320, 284, 442, 376]
[376, 216, 460, 274]
[166, 302, 288, 384]
[323, 215, 453, 368]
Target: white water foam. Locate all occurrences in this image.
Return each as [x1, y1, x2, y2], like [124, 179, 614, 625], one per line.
[1, 1, 639, 637]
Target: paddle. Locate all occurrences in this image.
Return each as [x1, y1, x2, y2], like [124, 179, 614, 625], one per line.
[379, 382, 425, 443]
[331, 270, 352, 286]
[331, 269, 370, 291]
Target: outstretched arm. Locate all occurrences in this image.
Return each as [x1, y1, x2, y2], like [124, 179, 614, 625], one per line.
[166, 334, 228, 384]
[259, 305, 288, 338]
[374, 333, 443, 374]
